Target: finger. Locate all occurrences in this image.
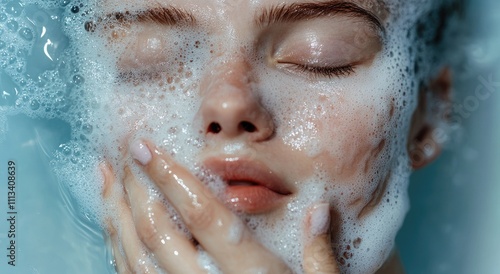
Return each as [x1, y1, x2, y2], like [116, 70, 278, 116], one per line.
[108, 221, 132, 274]
[129, 140, 291, 273]
[100, 162, 115, 200]
[101, 163, 130, 273]
[303, 203, 340, 274]
[123, 166, 203, 274]
[100, 162, 158, 274]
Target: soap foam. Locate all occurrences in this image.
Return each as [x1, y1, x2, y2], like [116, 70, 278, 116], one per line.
[0, 0, 461, 273]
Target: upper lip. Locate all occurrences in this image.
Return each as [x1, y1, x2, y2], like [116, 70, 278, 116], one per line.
[202, 157, 293, 195]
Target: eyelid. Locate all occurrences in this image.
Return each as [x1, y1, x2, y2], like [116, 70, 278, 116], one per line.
[276, 62, 356, 79]
[117, 31, 172, 70]
[265, 19, 382, 79]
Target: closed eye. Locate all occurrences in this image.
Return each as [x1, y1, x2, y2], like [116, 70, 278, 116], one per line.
[278, 62, 356, 79]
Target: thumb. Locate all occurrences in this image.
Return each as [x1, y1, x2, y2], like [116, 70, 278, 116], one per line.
[303, 203, 340, 274]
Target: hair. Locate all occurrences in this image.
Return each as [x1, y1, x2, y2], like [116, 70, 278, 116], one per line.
[413, 0, 467, 77]
[409, 0, 468, 150]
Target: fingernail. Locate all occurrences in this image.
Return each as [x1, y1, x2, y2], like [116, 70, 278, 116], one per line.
[130, 140, 152, 165]
[310, 203, 330, 236]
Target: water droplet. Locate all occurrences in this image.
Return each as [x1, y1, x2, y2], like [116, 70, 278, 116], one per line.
[0, 41, 5, 49]
[61, 144, 72, 156]
[73, 147, 81, 157]
[71, 6, 79, 13]
[55, 96, 66, 106]
[82, 124, 93, 135]
[18, 28, 33, 41]
[79, 134, 88, 141]
[0, 13, 7, 22]
[72, 74, 84, 85]
[61, 0, 71, 7]
[30, 99, 40, 110]
[16, 49, 27, 57]
[7, 20, 19, 32]
[5, 1, 23, 17]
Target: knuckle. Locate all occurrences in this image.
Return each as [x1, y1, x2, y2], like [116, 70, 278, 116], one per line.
[107, 222, 117, 238]
[304, 256, 320, 272]
[304, 238, 339, 274]
[304, 257, 337, 274]
[312, 242, 331, 262]
[134, 208, 163, 253]
[149, 158, 172, 185]
[181, 200, 216, 229]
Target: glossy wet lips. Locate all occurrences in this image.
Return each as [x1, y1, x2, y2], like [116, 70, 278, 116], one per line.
[203, 158, 292, 214]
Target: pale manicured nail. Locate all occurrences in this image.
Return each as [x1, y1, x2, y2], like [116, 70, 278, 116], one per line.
[310, 203, 330, 236]
[130, 140, 152, 165]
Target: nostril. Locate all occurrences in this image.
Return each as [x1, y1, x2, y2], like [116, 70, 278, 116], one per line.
[240, 121, 257, 133]
[208, 122, 222, 133]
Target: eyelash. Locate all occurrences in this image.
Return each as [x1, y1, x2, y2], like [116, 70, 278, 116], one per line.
[288, 63, 356, 78]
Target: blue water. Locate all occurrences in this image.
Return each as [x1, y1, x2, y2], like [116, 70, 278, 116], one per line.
[397, 0, 500, 273]
[0, 1, 499, 274]
[0, 115, 112, 273]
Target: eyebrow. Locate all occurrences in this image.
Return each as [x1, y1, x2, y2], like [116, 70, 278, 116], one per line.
[86, 1, 384, 34]
[85, 6, 196, 32]
[256, 0, 385, 33]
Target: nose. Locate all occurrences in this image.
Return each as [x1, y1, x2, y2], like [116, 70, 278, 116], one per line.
[198, 62, 274, 142]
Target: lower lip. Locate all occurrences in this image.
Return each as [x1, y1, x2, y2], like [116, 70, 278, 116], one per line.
[224, 185, 287, 214]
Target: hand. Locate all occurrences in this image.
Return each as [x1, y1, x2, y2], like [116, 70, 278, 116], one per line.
[101, 140, 340, 274]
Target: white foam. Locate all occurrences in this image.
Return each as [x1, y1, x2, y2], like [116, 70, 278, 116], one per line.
[227, 217, 245, 245]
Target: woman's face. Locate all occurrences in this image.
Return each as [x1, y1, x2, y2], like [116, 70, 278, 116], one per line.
[82, 0, 424, 272]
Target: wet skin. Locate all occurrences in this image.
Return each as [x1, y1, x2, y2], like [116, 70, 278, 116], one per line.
[91, 0, 449, 273]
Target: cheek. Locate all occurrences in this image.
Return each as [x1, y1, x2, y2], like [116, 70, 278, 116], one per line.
[94, 81, 203, 165]
[279, 102, 325, 155]
[272, 83, 398, 188]
[311, 95, 398, 209]
[316, 97, 393, 169]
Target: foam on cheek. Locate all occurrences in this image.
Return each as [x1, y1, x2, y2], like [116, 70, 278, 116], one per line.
[280, 102, 323, 157]
[36, 0, 219, 231]
[328, 157, 411, 273]
[242, 5, 423, 274]
[59, 5, 235, 272]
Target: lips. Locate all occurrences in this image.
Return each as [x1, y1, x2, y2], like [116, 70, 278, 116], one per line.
[203, 158, 292, 214]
